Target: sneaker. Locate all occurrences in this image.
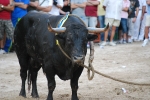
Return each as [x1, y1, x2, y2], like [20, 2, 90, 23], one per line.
[133, 39, 139, 42]
[87, 43, 90, 48]
[0, 49, 6, 54]
[142, 39, 148, 47]
[101, 41, 107, 46]
[128, 38, 133, 43]
[109, 42, 116, 46]
[123, 40, 127, 44]
[118, 39, 123, 44]
[137, 39, 143, 42]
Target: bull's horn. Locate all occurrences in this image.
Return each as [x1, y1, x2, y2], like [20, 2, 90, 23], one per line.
[87, 23, 109, 33]
[47, 21, 66, 33]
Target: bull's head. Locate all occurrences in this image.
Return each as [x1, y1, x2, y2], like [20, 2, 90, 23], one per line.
[47, 22, 109, 64]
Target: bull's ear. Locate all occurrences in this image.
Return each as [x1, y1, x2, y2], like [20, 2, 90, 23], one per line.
[87, 34, 98, 41]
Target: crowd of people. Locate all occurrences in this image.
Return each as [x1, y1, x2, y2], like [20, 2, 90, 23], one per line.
[0, 0, 150, 55]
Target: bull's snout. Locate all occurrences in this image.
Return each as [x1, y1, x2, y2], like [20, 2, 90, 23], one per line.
[73, 55, 84, 63]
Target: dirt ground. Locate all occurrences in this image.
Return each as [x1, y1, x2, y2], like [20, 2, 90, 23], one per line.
[0, 42, 150, 100]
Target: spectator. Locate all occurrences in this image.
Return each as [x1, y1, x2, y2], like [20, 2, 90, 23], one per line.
[9, 0, 29, 53]
[142, 0, 150, 46]
[11, 0, 29, 27]
[101, 0, 123, 46]
[97, 0, 105, 42]
[127, 0, 139, 43]
[134, 0, 146, 41]
[27, 0, 39, 12]
[71, 0, 87, 23]
[138, 0, 147, 41]
[50, 0, 63, 15]
[60, 0, 71, 15]
[0, 0, 14, 54]
[36, 0, 52, 13]
[118, 0, 130, 44]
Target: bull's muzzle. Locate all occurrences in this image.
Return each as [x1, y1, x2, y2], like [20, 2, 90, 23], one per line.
[72, 55, 84, 63]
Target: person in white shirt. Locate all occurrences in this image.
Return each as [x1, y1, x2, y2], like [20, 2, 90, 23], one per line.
[101, 0, 123, 46]
[142, 0, 150, 46]
[134, 0, 146, 41]
[50, 0, 64, 15]
[36, 0, 53, 13]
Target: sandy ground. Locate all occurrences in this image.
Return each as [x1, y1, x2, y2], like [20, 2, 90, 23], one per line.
[0, 42, 150, 100]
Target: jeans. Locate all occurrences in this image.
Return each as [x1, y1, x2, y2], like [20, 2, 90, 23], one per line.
[98, 15, 105, 41]
[119, 18, 128, 33]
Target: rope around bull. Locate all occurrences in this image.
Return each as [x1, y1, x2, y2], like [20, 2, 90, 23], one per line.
[54, 13, 150, 86]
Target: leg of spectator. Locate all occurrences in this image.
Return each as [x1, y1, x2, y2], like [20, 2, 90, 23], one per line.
[122, 18, 128, 43]
[144, 27, 149, 39]
[98, 16, 105, 41]
[3, 20, 14, 53]
[110, 25, 116, 42]
[139, 13, 146, 41]
[128, 18, 134, 43]
[134, 10, 142, 41]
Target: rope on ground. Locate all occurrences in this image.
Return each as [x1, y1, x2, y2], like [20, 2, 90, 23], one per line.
[79, 63, 150, 86]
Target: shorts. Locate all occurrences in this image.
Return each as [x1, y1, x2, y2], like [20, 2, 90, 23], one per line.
[145, 14, 150, 27]
[118, 18, 128, 33]
[0, 19, 14, 40]
[105, 18, 120, 27]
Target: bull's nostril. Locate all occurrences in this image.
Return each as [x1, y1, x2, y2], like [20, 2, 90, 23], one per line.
[74, 55, 84, 60]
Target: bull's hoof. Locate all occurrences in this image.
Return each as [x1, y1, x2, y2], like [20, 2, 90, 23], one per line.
[19, 89, 26, 98]
[71, 96, 79, 100]
[31, 92, 39, 98]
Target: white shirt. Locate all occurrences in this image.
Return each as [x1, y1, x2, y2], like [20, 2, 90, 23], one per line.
[49, 0, 64, 15]
[139, 0, 146, 10]
[103, 0, 123, 20]
[39, 0, 53, 7]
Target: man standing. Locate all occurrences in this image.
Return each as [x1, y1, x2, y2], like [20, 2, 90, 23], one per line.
[11, 0, 29, 27]
[134, 0, 146, 41]
[101, 0, 123, 46]
[71, 0, 87, 23]
[127, 0, 139, 43]
[142, 0, 150, 46]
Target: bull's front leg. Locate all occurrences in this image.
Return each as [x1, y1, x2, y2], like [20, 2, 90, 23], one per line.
[44, 62, 56, 100]
[46, 75, 56, 100]
[70, 67, 84, 100]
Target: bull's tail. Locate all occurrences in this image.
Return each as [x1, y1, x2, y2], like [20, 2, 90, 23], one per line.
[27, 69, 32, 93]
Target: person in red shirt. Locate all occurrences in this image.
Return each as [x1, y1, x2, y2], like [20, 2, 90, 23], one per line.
[0, 0, 14, 54]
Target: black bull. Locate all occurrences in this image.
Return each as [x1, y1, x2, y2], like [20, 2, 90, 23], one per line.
[14, 11, 108, 100]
